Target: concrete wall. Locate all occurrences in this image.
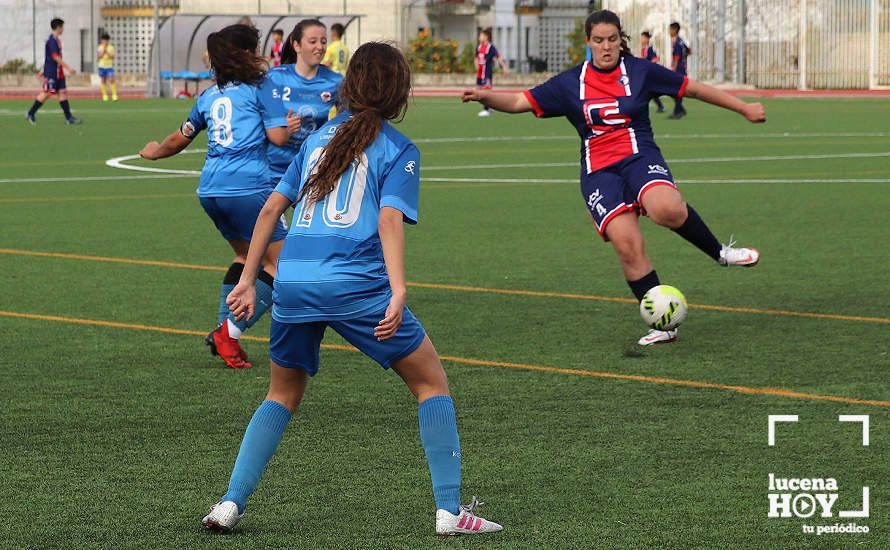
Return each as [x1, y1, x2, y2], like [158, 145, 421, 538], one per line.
[1, 0, 101, 72]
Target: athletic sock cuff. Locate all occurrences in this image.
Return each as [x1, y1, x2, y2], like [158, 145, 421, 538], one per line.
[419, 395, 456, 427]
[258, 269, 274, 287]
[255, 400, 292, 430]
[223, 262, 246, 285]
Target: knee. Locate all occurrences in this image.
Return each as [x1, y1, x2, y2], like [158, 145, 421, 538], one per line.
[648, 202, 688, 228]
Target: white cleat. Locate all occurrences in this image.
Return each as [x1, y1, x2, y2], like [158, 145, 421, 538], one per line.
[477, 109, 491, 117]
[436, 496, 503, 535]
[202, 500, 243, 532]
[719, 237, 760, 267]
[638, 328, 678, 346]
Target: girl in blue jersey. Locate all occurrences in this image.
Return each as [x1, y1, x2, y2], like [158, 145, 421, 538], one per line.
[266, 19, 343, 179]
[140, 24, 295, 369]
[201, 42, 503, 537]
[463, 10, 766, 346]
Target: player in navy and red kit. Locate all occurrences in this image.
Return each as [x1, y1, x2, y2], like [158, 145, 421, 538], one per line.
[640, 31, 665, 113]
[26, 18, 80, 125]
[668, 21, 691, 119]
[474, 28, 508, 117]
[269, 29, 284, 67]
[463, 10, 765, 345]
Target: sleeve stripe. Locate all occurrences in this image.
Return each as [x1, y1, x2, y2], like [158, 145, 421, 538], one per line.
[524, 89, 545, 118]
[677, 76, 689, 98]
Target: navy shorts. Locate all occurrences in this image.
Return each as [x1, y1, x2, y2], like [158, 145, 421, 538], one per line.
[580, 152, 678, 240]
[270, 305, 427, 376]
[476, 77, 492, 88]
[98, 67, 115, 78]
[199, 189, 288, 242]
[43, 77, 66, 94]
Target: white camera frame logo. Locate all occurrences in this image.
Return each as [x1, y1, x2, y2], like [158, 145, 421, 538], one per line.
[767, 415, 870, 522]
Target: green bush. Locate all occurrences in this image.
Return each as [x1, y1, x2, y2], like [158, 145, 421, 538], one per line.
[565, 18, 587, 68]
[406, 29, 466, 74]
[1, 58, 39, 74]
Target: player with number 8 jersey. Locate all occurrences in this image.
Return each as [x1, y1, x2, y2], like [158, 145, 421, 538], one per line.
[139, 24, 293, 369]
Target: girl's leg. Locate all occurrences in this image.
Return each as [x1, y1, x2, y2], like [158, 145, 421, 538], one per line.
[605, 211, 660, 300]
[391, 337, 460, 514]
[641, 186, 722, 262]
[100, 77, 108, 100]
[109, 75, 118, 100]
[221, 361, 308, 513]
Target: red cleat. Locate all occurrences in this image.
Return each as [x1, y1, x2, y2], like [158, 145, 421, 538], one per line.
[205, 323, 252, 369]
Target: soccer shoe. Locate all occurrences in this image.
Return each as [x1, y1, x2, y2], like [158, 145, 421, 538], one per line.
[638, 328, 678, 346]
[719, 237, 760, 267]
[112, 95, 119, 101]
[477, 109, 491, 117]
[26, 113, 36, 125]
[205, 323, 252, 369]
[102, 95, 109, 101]
[656, 106, 665, 113]
[436, 496, 503, 536]
[66, 117, 82, 125]
[202, 501, 243, 532]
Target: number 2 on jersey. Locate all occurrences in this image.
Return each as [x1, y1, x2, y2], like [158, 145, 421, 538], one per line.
[295, 146, 369, 229]
[209, 97, 234, 147]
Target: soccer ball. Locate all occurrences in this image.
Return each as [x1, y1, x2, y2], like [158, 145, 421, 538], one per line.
[640, 285, 688, 331]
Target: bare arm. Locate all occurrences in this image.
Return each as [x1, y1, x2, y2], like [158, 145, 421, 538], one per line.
[461, 89, 532, 113]
[139, 129, 192, 160]
[497, 55, 509, 74]
[375, 206, 408, 341]
[266, 126, 289, 147]
[684, 79, 766, 123]
[52, 53, 76, 75]
[227, 192, 292, 320]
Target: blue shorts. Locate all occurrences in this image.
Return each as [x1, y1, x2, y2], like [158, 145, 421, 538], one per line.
[199, 189, 288, 242]
[580, 152, 678, 241]
[270, 305, 427, 376]
[98, 68, 115, 78]
[476, 77, 492, 88]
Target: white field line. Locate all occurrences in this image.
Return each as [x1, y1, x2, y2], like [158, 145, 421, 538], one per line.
[421, 177, 890, 185]
[412, 132, 890, 143]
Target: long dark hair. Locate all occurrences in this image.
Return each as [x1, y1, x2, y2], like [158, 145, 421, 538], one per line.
[207, 24, 267, 87]
[585, 10, 632, 57]
[281, 19, 326, 65]
[298, 42, 411, 203]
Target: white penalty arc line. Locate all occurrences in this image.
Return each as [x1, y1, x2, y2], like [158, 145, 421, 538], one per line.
[105, 150, 203, 176]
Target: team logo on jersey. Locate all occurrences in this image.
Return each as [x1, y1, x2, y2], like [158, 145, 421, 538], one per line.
[618, 75, 630, 86]
[648, 164, 669, 175]
[320, 91, 332, 102]
[404, 160, 416, 175]
[272, 88, 281, 99]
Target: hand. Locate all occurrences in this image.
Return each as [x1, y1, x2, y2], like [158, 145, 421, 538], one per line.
[139, 141, 161, 160]
[226, 281, 256, 321]
[286, 108, 301, 135]
[67, 67, 76, 75]
[743, 102, 766, 123]
[375, 292, 406, 341]
[461, 88, 482, 103]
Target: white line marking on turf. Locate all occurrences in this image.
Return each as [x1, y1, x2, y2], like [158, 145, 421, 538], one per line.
[422, 151, 890, 171]
[412, 132, 890, 143]
[0, 174, 189, 184]
[105, 151, 203, 176]
[421, 177, 890, 185]
[0, 107, 188, 117]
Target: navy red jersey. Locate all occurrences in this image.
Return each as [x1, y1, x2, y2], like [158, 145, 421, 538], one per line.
[641, 45, 659, 63]
[524, 55, 688, 173]
[476, 43, 499, 82]
[271, 41, 283, 67]
[672, 37, 690, 74]
[43, 34, 63, 79]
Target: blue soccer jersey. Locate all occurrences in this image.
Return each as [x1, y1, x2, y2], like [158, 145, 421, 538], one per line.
[186, 77, 288, 197]
[266, 64, 342, 177]
[524, 55, 687, 173]
[271, 112, 420, 323]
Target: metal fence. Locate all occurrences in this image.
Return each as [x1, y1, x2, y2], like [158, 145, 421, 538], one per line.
[604, 0, 890, 88]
